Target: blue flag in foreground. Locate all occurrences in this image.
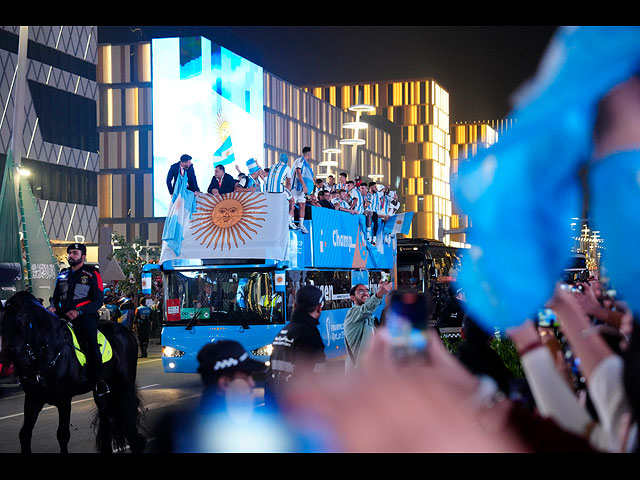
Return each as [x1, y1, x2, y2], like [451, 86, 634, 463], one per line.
[451, 26, 640, 333]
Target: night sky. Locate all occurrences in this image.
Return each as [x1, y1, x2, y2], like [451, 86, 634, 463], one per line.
[224, 26, 559, 124]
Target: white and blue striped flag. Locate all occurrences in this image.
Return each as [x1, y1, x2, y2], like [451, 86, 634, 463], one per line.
[162, 169, 197, 256]
[213, 135, 235, 166]
[383, 211, 414, 236]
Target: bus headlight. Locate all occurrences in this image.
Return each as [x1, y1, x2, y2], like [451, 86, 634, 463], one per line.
[162, 346, 185, 357]
[251, 344, 273, 357]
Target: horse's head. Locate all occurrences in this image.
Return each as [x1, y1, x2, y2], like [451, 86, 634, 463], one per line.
[1, 291, 62, 374]
[2, 291, 48, 329]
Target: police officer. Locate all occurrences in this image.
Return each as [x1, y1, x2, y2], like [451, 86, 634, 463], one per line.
[265, 285, 326, 407]
[48, 243, 109, 396]
[134, 299, 152, 358]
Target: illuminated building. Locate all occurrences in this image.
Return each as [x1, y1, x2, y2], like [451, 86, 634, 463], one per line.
[0, 26, 99, 264]
[304, 78, 452, 243]
[449, 121, 498, 247]
[96, 27, 391, 249]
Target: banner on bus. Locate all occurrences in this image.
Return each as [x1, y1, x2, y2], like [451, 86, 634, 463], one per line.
[311, 207, 395, 269]
[160, 191, 290, 263]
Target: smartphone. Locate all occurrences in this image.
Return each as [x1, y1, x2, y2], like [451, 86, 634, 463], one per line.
[537, 308, 558, 328]
[380, 271, 391, 283]
[386, 292, 429, 363]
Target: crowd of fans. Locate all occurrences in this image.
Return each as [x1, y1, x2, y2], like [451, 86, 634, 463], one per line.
[235, 159, 400, 244]
[168, 150, 400, 242]
[231, 270, 637, 454]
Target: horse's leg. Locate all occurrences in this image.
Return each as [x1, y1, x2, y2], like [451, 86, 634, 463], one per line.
[121, 383, 146, 453]
[19, 393, 44, 453]
[94, 393, 113, 453]
[56, 400, 72, 453]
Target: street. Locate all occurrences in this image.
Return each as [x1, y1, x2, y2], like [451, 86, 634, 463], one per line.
[0, 340, 227, 453]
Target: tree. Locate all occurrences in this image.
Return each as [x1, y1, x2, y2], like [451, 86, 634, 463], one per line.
[107, 233, 159, 299]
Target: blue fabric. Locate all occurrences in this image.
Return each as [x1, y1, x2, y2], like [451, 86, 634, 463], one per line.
[246, 158, 260, 175]
[451, 26, 640, 333]
[293, 157, 314, 192]
[590, 150, 640, 315]
[162, 168, 197, 256]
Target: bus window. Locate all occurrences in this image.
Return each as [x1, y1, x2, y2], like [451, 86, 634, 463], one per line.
[163, 269, 281, 326]
[285, 270, 352, 317]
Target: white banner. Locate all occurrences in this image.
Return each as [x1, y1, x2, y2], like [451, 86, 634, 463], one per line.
[160, 191, 290, 264]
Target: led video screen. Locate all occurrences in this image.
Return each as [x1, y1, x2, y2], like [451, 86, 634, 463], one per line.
[152, 36, 264, 217]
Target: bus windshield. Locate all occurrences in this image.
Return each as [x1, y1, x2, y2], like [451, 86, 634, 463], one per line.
[163, 269, 283, 327]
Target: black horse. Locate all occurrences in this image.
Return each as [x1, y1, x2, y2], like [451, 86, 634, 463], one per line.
[0, 291, 146, 453]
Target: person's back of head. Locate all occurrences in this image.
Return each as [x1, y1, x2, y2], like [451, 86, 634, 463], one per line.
[294, 285, 324, 318]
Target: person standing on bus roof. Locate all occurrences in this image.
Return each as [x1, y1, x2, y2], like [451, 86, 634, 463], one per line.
[166, 154, 201, 196]
[266, 153, 297, 230]
[291, 147, 314, 234]
[266, 285, 326, 407]
[344, 280, 392, 375]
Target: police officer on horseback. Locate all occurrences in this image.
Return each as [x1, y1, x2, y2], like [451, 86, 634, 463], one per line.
[48, 243, 109, 396]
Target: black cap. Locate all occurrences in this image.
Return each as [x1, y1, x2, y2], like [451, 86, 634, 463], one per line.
[295, 285, 324, 310]
[197, 340, 266, 382]
[180, 154, 192, 163]
[67, 243, 86, 255]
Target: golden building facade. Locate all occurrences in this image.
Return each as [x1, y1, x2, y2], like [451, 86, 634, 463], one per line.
[449, 121, 498, 246]
[305, 78, 453, 244]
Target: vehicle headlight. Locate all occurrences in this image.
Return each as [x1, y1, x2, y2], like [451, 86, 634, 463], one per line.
[162, 346, 185, 357]
[251, 344, 273, 357]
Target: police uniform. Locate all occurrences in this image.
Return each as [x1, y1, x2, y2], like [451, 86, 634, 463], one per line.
[134, 303, 152, 357]
[51, 243, 106, 392]
[266, 286, 326, 406]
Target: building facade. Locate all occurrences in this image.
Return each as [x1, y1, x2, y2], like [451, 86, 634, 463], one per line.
[0, 26, 99, 264]
[304, 78, 453, 244]
[449, 121, 499, 247]
[96, 29, 392, 249]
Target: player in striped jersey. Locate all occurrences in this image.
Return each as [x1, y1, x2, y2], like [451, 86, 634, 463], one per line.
[334, 189, 356, 213]
[325, 175, 337, 193]
[336, 172, 348, 192]
[373, 184, 392, 245]
[266, 153, 297, 230]
[359, 183, 375, 243]
[291, 147, 315, 234]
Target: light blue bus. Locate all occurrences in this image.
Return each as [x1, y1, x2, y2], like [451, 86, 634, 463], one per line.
[156, 192, 399, 373]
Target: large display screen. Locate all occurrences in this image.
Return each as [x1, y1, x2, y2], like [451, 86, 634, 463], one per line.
[152, 36, 264, 217]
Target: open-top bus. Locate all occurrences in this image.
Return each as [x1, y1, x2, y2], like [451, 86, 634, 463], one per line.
[158, 191, 399, 373]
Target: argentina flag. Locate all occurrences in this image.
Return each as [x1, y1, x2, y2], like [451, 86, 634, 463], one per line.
[160, 191, 290, 264]
[213, 135, 235, 166]
[162, 169, 198, 256]
[383, 212, 414, 236]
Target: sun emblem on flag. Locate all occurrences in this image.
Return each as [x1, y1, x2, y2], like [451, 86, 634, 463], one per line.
[215, 107, 231, 142]
[191, 192, 267, 251]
